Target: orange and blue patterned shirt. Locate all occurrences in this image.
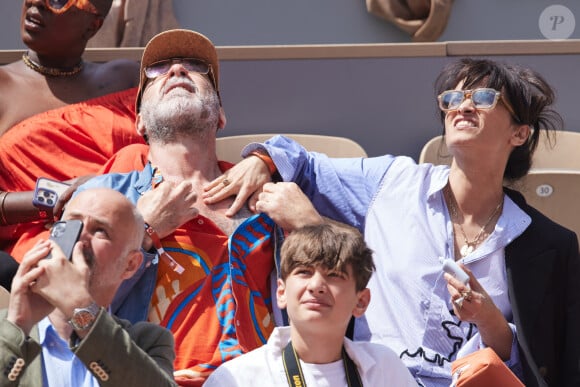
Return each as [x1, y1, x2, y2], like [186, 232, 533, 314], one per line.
[78, 160, 280, 383]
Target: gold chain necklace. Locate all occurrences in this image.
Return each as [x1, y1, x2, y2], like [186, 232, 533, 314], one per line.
[445, 186, 503, 257]
[22, 52, 83, 77]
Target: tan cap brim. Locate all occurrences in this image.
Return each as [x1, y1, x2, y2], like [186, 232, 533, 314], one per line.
[136, 29, 219, 112]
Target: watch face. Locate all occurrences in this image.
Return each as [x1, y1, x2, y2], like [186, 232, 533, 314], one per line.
[70, 303, 99, 330]
[74, 311, 94, 329]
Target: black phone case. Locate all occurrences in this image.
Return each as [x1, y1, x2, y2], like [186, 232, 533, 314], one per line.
[47, 219, 83, 260]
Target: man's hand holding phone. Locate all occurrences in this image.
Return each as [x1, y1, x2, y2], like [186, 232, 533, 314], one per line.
[46, 219, 83, 260]
[6, 240, 55, 336]
[33, 219, 93, 319]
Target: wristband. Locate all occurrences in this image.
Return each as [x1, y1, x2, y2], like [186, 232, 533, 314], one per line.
[0, 191, 8, 226]
[144, 223, 185, 274]
[249, 150, 277, 175]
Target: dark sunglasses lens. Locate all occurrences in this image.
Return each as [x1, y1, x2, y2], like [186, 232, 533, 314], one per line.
[441, 91, 464, 110]
[48, 0, 71, 10]
[144, 61, 172, 79]
[182, 59, 209, 74]
[472, 90, 497, 108]
[144, 59, 209, 79]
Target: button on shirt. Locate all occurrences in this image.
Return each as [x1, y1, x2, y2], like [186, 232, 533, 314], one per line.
[38, 317, 99, 387]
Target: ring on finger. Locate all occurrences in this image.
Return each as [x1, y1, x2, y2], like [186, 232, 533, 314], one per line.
[454, 297, 464, 309]
[461, 289, 473, 302]
[222, 178, 230, 187]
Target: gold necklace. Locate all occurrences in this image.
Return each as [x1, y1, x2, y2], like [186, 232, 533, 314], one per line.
[22, 52, 83, 77]
[445, 186, 503, 257]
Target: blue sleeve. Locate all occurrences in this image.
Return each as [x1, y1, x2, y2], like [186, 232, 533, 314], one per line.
[243, 135, 395, 231]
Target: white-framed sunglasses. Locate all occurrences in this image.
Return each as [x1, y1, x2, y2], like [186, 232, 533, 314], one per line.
[437, 88, 518, 121]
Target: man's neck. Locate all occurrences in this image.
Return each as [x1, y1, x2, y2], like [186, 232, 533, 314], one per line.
[148, 137, 222, 184]
[289, 327, 344, 364]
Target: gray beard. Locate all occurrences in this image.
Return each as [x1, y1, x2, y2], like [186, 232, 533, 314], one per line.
[140, 89, 220, 144]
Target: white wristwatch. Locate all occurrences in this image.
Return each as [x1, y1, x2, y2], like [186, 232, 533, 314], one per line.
[68, 302, 100, 331]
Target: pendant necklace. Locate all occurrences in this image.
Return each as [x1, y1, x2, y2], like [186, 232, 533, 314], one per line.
[445, 185, 503, 257]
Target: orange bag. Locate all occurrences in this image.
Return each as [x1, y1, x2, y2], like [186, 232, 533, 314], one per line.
[451, 348, 524, 387]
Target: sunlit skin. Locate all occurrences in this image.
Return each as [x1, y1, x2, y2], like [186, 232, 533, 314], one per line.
[277, 264, 369, 364]
[0, 0, 139, 136]
[444, 81, 527, 170]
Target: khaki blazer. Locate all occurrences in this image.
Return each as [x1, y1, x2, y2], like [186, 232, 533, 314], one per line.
[0, 309, 177, 386]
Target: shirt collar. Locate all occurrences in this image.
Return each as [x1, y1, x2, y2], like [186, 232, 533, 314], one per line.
[37, 316, 55, 347]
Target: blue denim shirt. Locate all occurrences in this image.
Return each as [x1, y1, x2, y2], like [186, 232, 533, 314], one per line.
[77, 164, 160, 323]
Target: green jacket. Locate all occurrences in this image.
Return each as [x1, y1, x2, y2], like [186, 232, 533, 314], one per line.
[0, 309, 177, 386]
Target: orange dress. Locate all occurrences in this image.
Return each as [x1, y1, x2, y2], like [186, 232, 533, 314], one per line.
[0, 88, 145, 259]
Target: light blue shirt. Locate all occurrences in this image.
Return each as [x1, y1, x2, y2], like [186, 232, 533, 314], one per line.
[38, 317, 98, 387]
[243, 135, 530, 386]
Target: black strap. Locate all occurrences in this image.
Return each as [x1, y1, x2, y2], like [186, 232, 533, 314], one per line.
[273, 225, 289, 325]
[282, 341, 363, 387]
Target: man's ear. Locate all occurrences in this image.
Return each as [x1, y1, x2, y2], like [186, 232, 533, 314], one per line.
[217, 107, 227, 130]
[121, 250, 143, 280]
[352, 288, 370, 318]
[276, 278, 287, 310]
[135, 114, 146, 137]
[511, 124, 531, 147]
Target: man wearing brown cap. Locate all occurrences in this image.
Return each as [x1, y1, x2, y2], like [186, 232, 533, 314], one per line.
[77, 29, 281, 386]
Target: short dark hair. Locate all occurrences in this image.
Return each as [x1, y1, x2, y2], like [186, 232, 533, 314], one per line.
[434, 58, 563, 181]
[280, 222, 375, 291]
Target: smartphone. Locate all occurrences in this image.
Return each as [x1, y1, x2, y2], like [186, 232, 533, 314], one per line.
[47, 219, 83, 260]
[32, 177, 71, 210]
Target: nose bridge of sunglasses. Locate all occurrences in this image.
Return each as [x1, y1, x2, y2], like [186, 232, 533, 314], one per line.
[455, 90, 476, 109]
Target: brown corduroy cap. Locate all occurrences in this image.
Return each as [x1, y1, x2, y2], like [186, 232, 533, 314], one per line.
[136, 29, 220, 112]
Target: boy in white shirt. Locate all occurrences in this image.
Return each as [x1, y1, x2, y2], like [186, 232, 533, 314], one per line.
[204, 222, 416, 386]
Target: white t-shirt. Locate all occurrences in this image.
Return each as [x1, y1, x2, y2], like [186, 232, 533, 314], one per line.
[203, 326, 417, 386]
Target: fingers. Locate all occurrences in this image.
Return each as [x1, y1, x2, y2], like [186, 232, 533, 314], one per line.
[46, 240, 66, 261]
[203, 174, 232, 201]
[70, 242, 88, 270]
[248, 191, 260, 213]
[54, 186, 74, 217]
[452, 288, 473, 309]
[12, 241, 50, 292]
[18, 265, 45, 290]
[203, 175, 225, 193]
[225, 192, 248, 217]
[18, 240, 50, 274]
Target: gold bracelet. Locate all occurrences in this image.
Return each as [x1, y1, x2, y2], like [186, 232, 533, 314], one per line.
[0, 191, 9, 226]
